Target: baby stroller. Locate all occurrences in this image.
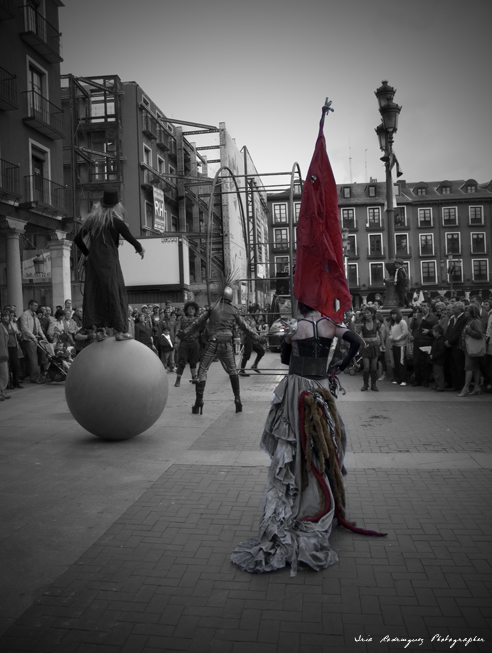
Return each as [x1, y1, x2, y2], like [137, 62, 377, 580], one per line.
[347, 353, 363, 376]
[37, 339, 73, 382]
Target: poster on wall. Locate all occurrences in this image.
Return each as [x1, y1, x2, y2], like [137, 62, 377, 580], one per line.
[153, 187, 165, 233]
[22, 250, 51, 282]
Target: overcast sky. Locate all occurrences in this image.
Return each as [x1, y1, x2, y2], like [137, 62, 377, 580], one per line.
[60, 0, 491, 189]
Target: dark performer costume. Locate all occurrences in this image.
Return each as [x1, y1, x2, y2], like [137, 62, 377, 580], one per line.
[231, 101, 386, 576]
[182, 286, 262, 414]
[73, 190, 143, 338]
[174, 302, 201, 387]
[239, 319, 265, 376]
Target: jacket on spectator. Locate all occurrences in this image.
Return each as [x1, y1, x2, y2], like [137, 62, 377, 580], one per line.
[445, 313, 467, 349]
[19, 310, 46, 342]
[430, 335, 447, 366]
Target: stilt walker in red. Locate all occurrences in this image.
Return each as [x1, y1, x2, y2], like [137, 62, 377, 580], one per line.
[231, 100, 386, 576]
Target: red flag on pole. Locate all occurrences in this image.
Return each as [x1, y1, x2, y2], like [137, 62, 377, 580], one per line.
[293, 104, 352, 322]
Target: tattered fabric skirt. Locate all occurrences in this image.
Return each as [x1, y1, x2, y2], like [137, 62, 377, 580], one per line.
[231, 374, 348, 575]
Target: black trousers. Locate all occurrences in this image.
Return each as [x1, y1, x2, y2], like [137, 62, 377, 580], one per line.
[8, 346, 22, 387]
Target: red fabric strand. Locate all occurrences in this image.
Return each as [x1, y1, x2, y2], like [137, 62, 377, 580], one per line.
[294, 111, 352, 322]
[298, 390, 387, 536]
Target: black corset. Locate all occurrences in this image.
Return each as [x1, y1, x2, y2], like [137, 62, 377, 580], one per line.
[291, 337, 333, 358]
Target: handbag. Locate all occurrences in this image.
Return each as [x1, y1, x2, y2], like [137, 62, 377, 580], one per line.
[465, 334, 486, 357]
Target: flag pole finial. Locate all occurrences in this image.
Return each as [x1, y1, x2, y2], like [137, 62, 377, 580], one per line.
[321, 98, 334, 127]
[323, 97, 334, 114]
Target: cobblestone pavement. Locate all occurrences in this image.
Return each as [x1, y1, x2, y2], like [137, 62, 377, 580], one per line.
[0, 354, 491, 652]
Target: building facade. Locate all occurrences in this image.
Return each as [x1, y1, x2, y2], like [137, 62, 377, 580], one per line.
[61, 75, 267, 307]
[267, 178, 492, 308]
[0, 0, 68, 311]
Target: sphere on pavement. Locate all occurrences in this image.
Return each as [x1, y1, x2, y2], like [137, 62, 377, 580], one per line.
[65, 337, 168, 440]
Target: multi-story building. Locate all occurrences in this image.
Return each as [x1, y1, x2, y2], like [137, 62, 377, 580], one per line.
[267, 178, 492, 308]
[61, 75, 268, 307]
[0, 0, 68, 310]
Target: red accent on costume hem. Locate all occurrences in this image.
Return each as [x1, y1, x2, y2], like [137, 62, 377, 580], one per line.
[297, 390, 387, 537]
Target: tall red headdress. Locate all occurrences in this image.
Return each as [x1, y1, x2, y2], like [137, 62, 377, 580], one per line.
[293, 103, 352, 322]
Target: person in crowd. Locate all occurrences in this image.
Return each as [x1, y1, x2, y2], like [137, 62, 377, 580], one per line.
[0, 310, 13, 400]
[256, 314, 269, 337]
[38, 306, 53, 335]
[458, 303, 484, 397]
[377, 311, 389, 381]
[479, 300, 490, 330]
[127, 306, 135, 339]
[72, 307, 83, 329]
[444, 301, 467, 391]
[388, 307, 409, 386]
[74, 326, 97, 352]
[19, 300, 48, 384]
[5, 311, 23, 389]
[159, 326, 175, 370]
[158, 307, 177, 372]
[150, 305, 161, 358]
[174, 302, 201, 387]
[134, 312, 154, 350]
[430, 324, 446, 392]
[73, 189, 144, 341]
[238, 314, 266, 376]
[48, 308, 74, 347]
[63, 307, 79, 343]
[409, 303, 438, 387]
[64, 299, 73, 316]
[355, 305, 381, 391]
[140, 305, 153, 330]
[486, 303, 492, 391]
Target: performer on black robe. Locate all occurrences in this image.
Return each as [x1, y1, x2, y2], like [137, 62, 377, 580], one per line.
[74, 190, 144, 341]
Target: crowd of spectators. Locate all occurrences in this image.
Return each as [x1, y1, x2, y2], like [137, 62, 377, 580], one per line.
[346, 295, 492, 396]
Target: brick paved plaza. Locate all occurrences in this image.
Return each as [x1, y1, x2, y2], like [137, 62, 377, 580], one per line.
[0, 353, 491, 652]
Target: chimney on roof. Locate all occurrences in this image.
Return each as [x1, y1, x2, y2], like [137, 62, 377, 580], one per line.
[369, 177, 377, 183]
[398, 179, 406, 187]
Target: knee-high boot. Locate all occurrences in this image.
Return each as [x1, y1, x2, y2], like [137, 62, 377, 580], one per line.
[230, 374, 242, 412]
[370, 370, 379, 391]
[361, 371, 369, 391]
[238, 356, 250, 377]
[192, 380, 206, 414]
[251, 353, 263, 373]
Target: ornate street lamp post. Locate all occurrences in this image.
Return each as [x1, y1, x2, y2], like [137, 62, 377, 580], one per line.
[375, 80, 402, 308]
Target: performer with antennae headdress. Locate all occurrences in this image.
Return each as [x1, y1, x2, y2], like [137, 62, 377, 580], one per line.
[231, 100, 386, 576]
[179, 270, 264, 414]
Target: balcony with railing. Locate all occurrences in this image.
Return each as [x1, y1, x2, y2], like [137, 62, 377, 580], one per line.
[20, 4, 63, 62]
[23, 90, 64, 139]
[156, 126, 171, 151]
[0, 158, 21, 198]
[365, 217, 385, 231]
[0, 0, 15, 20]
[142, 112, 157, 140]
[25, 175, 66, 213]
[0, 66, 17, 110]
[88, 159, 120, 184]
